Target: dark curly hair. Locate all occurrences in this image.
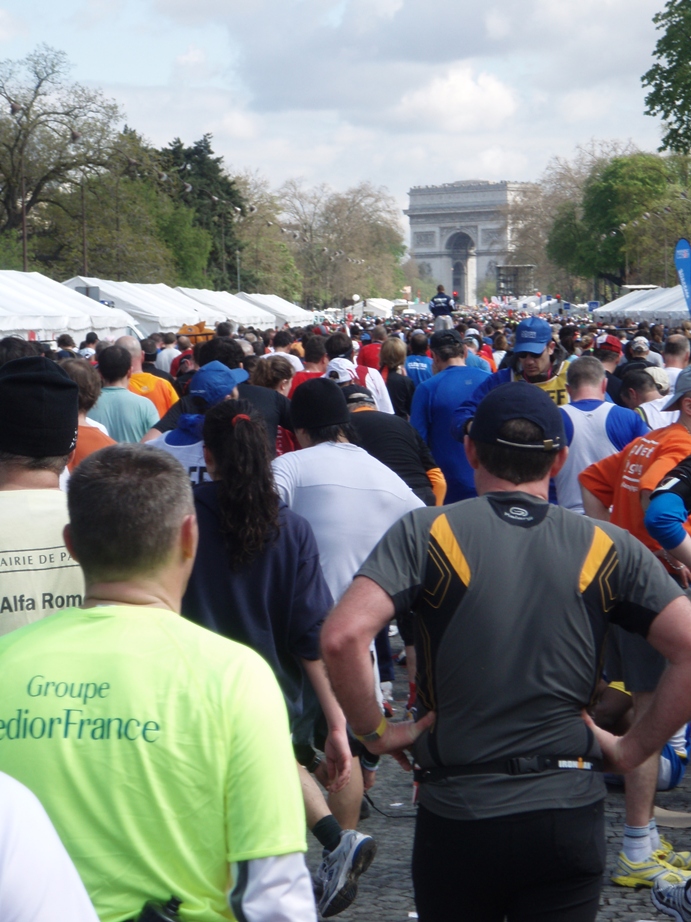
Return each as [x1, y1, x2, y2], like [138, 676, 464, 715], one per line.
[202, 398, 280, 569]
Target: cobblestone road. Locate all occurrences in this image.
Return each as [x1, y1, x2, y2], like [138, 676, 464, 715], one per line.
[306, 639, 691, 922]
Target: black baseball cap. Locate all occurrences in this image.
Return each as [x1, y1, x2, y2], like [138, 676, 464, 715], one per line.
[430, 329, 463, 351]
[469, 382, 564, 451]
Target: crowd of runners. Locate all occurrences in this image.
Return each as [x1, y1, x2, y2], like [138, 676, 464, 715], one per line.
[4, 303, 691, 921]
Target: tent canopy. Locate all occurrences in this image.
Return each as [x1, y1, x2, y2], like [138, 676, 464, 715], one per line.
[593, 287, 690, 323]
[178, 288, 276, 329]
[237, 292, 313, 325]
[63, 277, 211, 335]
[0, 271, 138, 340]
[353, 298, 393, 319]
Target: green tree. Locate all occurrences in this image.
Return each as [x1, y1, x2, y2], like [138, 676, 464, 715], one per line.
[642, 0, 691, 154]
[159, 135, 244, 290]
[279, 180, 404, 309]
[0, 44, 120, 236]
[233, 171, 303, 300]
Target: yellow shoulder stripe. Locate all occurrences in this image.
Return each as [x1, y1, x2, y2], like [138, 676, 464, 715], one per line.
[429, 514, 471, 587]
[579, 526, 614, 594]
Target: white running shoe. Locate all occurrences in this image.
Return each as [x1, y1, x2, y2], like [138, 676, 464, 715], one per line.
[316, 829, 376, 917]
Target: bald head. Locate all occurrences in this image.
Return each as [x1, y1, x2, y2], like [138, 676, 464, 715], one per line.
[116, 336, 143, 373]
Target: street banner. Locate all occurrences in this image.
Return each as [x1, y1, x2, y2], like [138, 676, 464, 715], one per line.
[674, 238, 691, 312]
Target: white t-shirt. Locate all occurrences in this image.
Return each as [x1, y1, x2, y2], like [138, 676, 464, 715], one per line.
[664, 365, 683, 390]
[272, 441, 424, 602]
[262, 351, 304, 373]
[0, 772, 99, 922]
[148, 434, 211, 486]
[155, 347, 180, 373]
[639, 395, 679, 430]
[0, 490, 84, 638]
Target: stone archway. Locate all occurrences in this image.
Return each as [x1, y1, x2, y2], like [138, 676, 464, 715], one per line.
[447, 231, 476, 305]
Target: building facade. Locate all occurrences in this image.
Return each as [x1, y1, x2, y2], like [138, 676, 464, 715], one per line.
[405, 180, 528, 305]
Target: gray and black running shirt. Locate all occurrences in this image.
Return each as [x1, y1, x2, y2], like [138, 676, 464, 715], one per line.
[357, 491, 683, 820]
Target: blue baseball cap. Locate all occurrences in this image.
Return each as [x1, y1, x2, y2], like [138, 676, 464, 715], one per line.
[189, 361, 248, 406]
[469, 382, 564, 451]
[514, 317, 553, 355]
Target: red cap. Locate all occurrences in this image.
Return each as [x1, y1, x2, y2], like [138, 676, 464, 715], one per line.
[595, 334, 622, 356]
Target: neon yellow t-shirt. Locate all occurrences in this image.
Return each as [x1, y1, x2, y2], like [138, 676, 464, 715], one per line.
[0, 605, 306, 922]
[511, 363, 570, 406]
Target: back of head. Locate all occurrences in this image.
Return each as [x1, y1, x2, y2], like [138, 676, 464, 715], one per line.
[250, 354, 293, 390]
[621, 368, 659, 400]
[380, 337, 406, 370]
[0, 336, 40, 368]
[215, 322, 232, 338]
[59, 358, 102, 413]
[203, 399, 279, 569]
[0, 356, 79, 473]
[664, 334, 690, 360]
[57, 334, 75, 349]
[115, 335, 142, 363]
[290, 377, 351, 444]
[566, 355, 605, 391]
[370, 325, 387, 344]
[67, 444, 193, 582]
[430, 328, 464, 361]
[199, 338, 244, 369]
[410, 332, 428, 355]
[140, 338, 158, 362]
[325, 331, 353, 361]
[303, 335, 326, 364]
[469, 382, 564, 485]
[98, 345, 132, 383]
[177, 336, 191, 351]
[273, 330, 293, 349]
[162, 332, 177, 346]
[85, 331, 99, 346]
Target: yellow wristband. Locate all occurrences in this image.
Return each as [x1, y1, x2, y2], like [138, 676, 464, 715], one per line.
[355, 715, 388, 743]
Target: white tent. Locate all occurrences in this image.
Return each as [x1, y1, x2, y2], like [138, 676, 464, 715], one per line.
[355, 298, 393, 319]
[237, 292, 313, 326]
[63, 276, 211, 335]
[593, 286, 690, 323]
[177, 288, 276, 329]
[134, 283, 227, 326]
[0, 271, 138, 340]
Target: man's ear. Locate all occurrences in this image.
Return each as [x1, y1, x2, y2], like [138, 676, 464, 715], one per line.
[549, 446, 569, 478]
[464, 435, 480, 470]
[63, 524, 79, 562]
[180, 513, 198, 562]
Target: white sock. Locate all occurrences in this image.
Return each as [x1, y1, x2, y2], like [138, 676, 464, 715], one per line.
[649, 819, 661, 852]
[623, 825, 652, 863]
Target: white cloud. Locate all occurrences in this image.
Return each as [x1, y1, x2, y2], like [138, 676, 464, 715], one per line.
[0, 8, 27, 43]
[394, 64, 517, 133]
[484, 10, 511, 40]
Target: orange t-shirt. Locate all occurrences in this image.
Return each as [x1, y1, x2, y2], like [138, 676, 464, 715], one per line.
[579, 423, 691, 555]
[68, 424, 116, 472]
[128, 373, 179, 418]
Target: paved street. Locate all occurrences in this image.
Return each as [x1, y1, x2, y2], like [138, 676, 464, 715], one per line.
[306, 638, 691, 922]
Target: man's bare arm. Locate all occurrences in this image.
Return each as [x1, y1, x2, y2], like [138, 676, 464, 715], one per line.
[586, 595, 691, 772]
[581, 486, 611, 521]
[321, 576, 434, 771]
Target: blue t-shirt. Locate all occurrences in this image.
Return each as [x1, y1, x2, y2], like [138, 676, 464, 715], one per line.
[405, 355, 433, 386]
[410, 364, 490, 503]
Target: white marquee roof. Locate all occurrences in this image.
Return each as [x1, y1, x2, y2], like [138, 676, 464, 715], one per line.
[237, 292, 313, 325]
[593, 286, 690, 323]
[0, 271, 138, 340]
[178, 288, 276, 329]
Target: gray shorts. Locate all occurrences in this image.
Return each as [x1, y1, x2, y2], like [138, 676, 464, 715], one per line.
[605, 625, 666, 694]
[433, 315, 454, 331]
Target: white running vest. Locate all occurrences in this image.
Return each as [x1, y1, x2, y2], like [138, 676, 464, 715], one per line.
[556, 402, 616, 514]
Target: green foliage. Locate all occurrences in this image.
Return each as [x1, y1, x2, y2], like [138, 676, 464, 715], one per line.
[279, 180, 405, 309]
[159, 135, 244, 290]
[643, 0, 691, 154]
[0, 231, 25, 269]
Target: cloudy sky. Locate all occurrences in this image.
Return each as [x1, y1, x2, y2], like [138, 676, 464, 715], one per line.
[0, 0, 670, 214]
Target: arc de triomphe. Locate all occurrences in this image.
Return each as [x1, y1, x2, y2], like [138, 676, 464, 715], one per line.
[405, 180, 528, 305]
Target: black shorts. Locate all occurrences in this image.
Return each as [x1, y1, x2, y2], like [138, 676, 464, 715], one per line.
[605, 625, 666, 694]
[396, 611, 414, 647]
[413, 800, 605, 922]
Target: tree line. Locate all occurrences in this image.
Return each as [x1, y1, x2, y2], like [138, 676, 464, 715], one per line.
[0, 45, 407, 308]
